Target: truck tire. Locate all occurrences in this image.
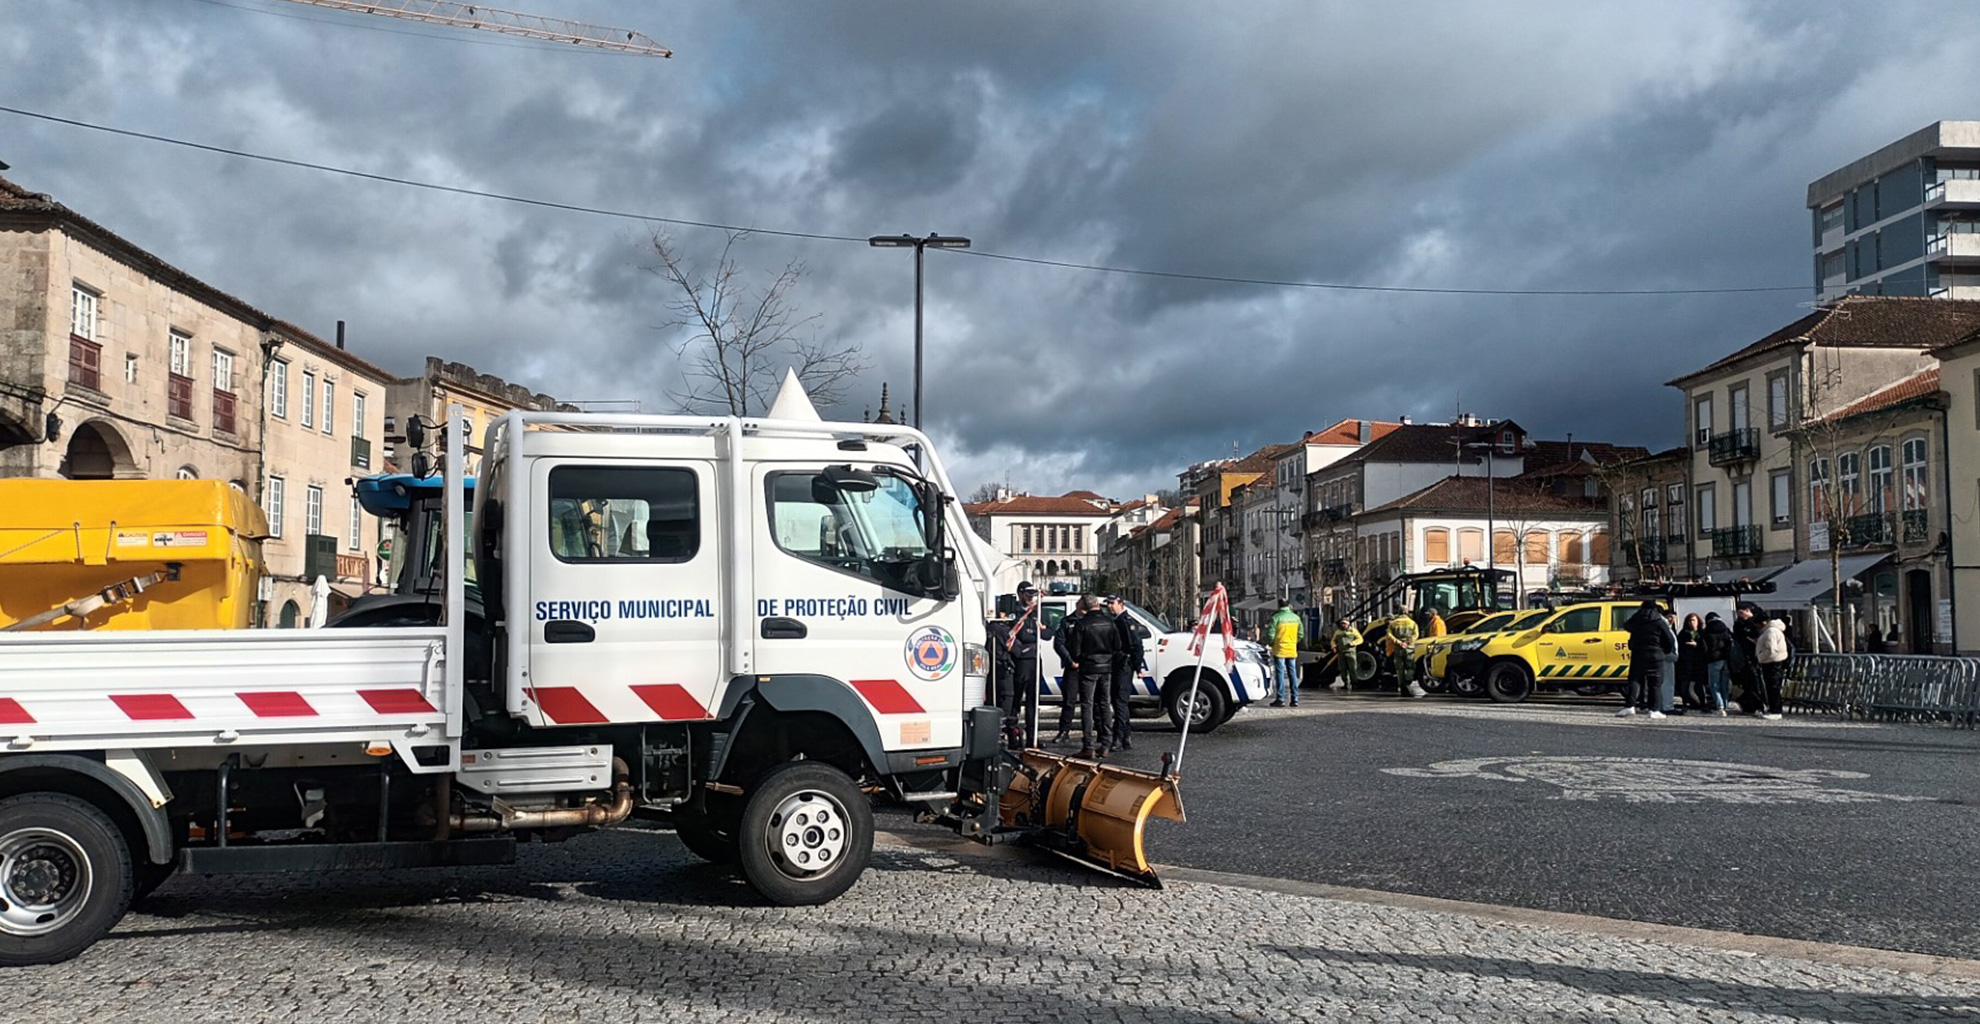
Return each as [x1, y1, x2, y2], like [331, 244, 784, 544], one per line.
[673, 798, 740, 865]
[0, 793, 134, 967]
[736, 762, 872, 906]
[1484, 662, 1533, 705]
[1164, 675, 1228, 733]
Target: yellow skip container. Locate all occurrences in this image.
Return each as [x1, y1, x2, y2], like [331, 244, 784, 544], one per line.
[0, 480, 267, 631]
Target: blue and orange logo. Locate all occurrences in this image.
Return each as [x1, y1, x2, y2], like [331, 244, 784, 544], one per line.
[904, 625, 958, 681]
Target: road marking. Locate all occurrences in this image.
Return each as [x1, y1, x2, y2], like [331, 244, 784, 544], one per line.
[1382, 755, 1932, 804]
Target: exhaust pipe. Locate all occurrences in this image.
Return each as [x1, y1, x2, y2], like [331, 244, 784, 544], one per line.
[451, 757, 634, 833]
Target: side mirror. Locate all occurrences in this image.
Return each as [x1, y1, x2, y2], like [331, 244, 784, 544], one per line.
[406, 416, 428, 450]
[941, 553, 961, 602]
[412, 451, 434, 479]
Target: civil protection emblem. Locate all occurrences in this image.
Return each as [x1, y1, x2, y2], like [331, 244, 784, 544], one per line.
[905, 625, 958, 681]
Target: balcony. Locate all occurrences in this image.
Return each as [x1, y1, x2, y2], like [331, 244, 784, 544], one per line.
[1843, 512, 1895, 547]
[351, 435, 373, 471]
[1926, 178, 1980, 210]
[1709, 525, 1762, 558]
[1926, 231, 1980, 262]
[1622, 537, 1667, 568]
[1706, 428, 1760, 466]
[1903, 509, 1929, 544]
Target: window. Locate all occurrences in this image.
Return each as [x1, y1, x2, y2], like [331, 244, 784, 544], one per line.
[767, 468, 933, 592]
[1770, 470, 1792, 528]
[266, 477, 286, 538]
[70, 284, 98, 342]
[1423, 527, 1451, 564]
[167, 331, 194, 419]
[1696, 483, 1716, 534]
[1868, 445, 1892, 513]
[175, 466, 198, 480]
[1667, 483, 1684, 508]
[321, 379, 335, 435]
[1729, 383, 1750, 433]
[1493, 530, 1516, 564]
[124, 354, 138, 384]
[1588, 533, 1609, 564]
[269, 359, 288, 419]
[1838, 451, 1862, 515]
[1768, 372, 1791, 430]
[301, 372, 316, 428]
[68, 335, 101, 390]
[1456, 528, 1483, 563]
[1694, 395, 1714, 446]
[1902, 437, 1929, 511]
[1548, 607, 1601, 634]
[551, 465, 701, 563]
[1559, 532, 1585, 566]
[1643, 503, 1661, 541]
[1819, 202, 1844, 236]
[353, 392, 367, 439]
[1524, 532, 1550, 565]
[169, 332, 191, 377]
[1732, 479, 1752, 529]
[349, 496, 363, 551]
[211, 349, 237, 434]
[1018, 525, 1032, 553]
[1819, 249, 1845, 280]
[1807, 457, 1830, 522]
[305, 485, 324, 536]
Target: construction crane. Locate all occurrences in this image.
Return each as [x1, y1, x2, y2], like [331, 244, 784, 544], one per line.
[269, 0, 671, 57]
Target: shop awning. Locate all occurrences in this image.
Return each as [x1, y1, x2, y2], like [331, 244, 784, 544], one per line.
[1748, 553, 1893, 610]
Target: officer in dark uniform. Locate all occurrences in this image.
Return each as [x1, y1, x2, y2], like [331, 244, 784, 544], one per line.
[1065, 594, 1122, 758]
[1107, 595, 1143, 751]
[1004, 582, 1042, 747]
[1051, 594, 1084, 744]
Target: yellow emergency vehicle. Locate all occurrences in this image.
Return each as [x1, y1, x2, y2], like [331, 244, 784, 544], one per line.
[1450, 600, 1648, 704]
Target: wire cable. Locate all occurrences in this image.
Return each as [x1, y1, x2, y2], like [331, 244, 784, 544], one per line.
[177, 0, 637, 57]
[0, 104, 1811, 297]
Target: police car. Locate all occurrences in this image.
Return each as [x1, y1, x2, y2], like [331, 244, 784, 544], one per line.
[1019, 594, 1270, 733]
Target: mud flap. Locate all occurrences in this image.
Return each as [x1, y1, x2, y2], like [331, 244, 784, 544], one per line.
[997, 749, 1184, 888]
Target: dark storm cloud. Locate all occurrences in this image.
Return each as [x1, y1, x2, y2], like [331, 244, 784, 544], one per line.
[6, 0, 1980, 498]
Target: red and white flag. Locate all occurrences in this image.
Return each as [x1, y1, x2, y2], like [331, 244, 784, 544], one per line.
[1187, 583, 1238, 667]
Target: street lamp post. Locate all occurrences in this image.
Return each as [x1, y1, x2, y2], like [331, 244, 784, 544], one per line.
[1460, 441, 1498, 575]
[868, 232, 971, 429]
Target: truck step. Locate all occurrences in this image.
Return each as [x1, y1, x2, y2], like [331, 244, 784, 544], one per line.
[177, 837, 517, 874]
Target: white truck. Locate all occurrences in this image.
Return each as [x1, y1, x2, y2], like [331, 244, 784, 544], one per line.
[0, 387, 1181, 966]
[1028, 594, 1269, 732]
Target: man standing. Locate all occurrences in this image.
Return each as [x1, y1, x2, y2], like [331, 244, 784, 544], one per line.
[1065, 595, 1122, 758]
[1269, 599, 1303, 708]
[1106, 596, 1143, 751]
[1050, 597, 1085, 743]
[1732, 604, 1764, 713]
[1621, 600, 1677, 719]
[1386, 610, 1422, 698]
[1329, 618, 1363, 691]
[1005, 582, 1042, 746]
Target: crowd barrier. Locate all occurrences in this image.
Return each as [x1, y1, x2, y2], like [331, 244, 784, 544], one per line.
[1783, 653, 1980, 728]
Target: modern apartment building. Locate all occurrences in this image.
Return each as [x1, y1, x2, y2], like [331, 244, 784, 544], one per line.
[1809, 121, 1980, 301]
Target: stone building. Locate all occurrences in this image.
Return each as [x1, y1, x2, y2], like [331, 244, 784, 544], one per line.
[385, 356, 575, 475]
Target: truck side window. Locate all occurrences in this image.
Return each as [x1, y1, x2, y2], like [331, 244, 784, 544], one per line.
[547, 465, 699, 563]
[1552, 607, 1601, 634]
[1609, 606, 1635, 631]
[766, 469, 934, 593]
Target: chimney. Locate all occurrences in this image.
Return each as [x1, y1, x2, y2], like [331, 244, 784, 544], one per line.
[335, 320, 346, 350]
[1357, 421, 1372, 444]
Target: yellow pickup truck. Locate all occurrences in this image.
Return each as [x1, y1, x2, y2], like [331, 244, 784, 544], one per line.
[1443, 600, 1648, 704]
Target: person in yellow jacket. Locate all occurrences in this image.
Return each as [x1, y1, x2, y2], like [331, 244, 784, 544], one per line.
[1386, 610, 1424, 699]
[1329, 618, 1364, 691]
[1268, 599, 1302, 707]
[1425, 608, 1447, 638]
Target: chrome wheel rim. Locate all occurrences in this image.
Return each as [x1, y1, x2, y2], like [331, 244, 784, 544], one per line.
[0, 827, 94, 937]
[765, 790, 849, 880]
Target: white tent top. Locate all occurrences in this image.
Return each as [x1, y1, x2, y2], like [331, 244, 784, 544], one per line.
[1749, 552, 1893, 609]
[764, 368, 821, 421]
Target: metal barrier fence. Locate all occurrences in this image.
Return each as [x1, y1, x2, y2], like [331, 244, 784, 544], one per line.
[1783, 653, 1980, 728]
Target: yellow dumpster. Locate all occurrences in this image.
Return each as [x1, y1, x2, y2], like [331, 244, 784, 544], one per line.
[0, 480, 266, 631]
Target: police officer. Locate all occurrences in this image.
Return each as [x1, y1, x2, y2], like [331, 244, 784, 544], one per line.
[1107, 595, 1143, 751]
[1051, 594, 1083, 744]
[1006, 582, 1042, 747]
[1065, 594, 1122, 759]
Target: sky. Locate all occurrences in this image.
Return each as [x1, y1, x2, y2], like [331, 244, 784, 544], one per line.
[5, 0, 1979, 499]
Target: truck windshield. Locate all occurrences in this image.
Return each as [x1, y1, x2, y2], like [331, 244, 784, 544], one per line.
[767, 469, 934, 594]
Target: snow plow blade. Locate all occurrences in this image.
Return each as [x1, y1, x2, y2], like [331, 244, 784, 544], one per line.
[998, 749, 1184, 887]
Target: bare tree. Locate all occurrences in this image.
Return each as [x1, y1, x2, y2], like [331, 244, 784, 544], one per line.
[648, 230, 867, 416]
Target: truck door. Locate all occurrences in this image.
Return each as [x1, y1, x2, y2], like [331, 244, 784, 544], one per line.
[753, 463, 966, 751]
[1533, 605, 1606, 684]
[524, 461, 722, 727]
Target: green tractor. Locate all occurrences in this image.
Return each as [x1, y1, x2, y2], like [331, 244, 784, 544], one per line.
[1312, 566, 1517, 692]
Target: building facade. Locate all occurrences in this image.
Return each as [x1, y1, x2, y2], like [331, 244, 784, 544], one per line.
[1933, 329, 1980, 655]
[1808, 121, 1980, 302]
[963, 490, 1122, 595]
[384, 357, 574, 476]
[1104, 501, 1202, 627]
[1604, 447, 1691, 587]
[1357, 476, 1612, 601]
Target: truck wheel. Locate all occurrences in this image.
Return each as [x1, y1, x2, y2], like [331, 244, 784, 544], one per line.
[1484, 663, 1533, 705]
[1164, 675, 1228, 733]
[0, 793, 134, 967]
[736, 762, 872, 906]
[673, 798, 740, 865]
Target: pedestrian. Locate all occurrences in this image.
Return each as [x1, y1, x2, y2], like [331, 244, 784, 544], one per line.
[1050, 599, 1085, 744]
[1755, 615, 1790, 720]
[1329, 617, 1363, 691]
[1425, 608, 1448, 639]
[1701, 611, 1734, 716]
[1065, 594, 1121, 758]
[1386, 609, 1423, 699]
[1732, 604, 1764, 713]
[1620, 600, 1676, 719]
[1677, 612, 1705, 710]
[1006, 582, 1042, 747]
[1268, 598, 1303, 707]
[1864, 623, 1887, 654]
[1107, 595, 1143, 750]
[1886, 623, 1903, 653]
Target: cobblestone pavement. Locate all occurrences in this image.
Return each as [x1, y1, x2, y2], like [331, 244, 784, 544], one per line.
[15, 824, 1980, 1023]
